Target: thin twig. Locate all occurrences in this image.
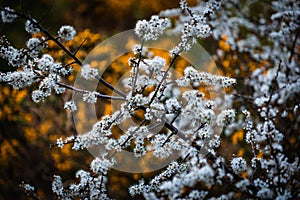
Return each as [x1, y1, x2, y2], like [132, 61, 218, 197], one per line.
[148, 54, 179, 105]
[33, 71, 126, 101]
[131, 40, 144, 95]
[289, 30, 299, 64]
[73, 37, 88, 56]
[107, 119, 147, 158]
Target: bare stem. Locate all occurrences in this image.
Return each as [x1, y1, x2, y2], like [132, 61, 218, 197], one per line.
[131, 40, 144, 95]
[148, 53, 179, 105]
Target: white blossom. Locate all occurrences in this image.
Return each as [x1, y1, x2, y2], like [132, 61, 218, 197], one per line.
[197, 164, 215, 186]
[90, 157, 114, 175]
[1, 69, 36, 89]
[165, 98, 181, 113]
[81, 64, 98, 80]
[132, 44, 147, 56]
[188, 190, 208, 200]
[231, 157, 247, 174]
[31, 90, 46, 103]
[58, 25, 76, 41]
[1, 7, 17, 23]
[179, 0, 188, 11]
[56, 138, 64, 148]
[177, 67, 236, 87]
[83, 92, 98, 103]
[37, 54, 54, 73]
[64, 101, 77, 112]
[20, 182, 35, 192]
[25, 20, 40, 34]
[26, 38, 45, 54]
[217, 109, 236, 126]
[135, 15, 171, 41]
[52, 175, 63, 196]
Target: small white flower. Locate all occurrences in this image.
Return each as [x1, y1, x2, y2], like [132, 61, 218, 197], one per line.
[2, 70, 35, 89]
[90, 157, 114, 175]
[37, 54, 54, 73]
[20, 182, 35, 192]
[144, 108, 152, 120]
[179, 0, 188, 10]
[56, 138, 64, 148]
[81, 64, 98, 80]
[197, 164, 215, 186]
[134, 136, 146, 157]
[132, 44, 147, 56]
[149, 56, 166, 72]
[5, 48, 27, 67]
[58, 25, 76, 41]
[165, 98, 181, 113]
[83, 91, 98, 103]
[26, 38, 44, 51]
[39, 75, 56, 96]
[231, 157, 247, 174]
[188, 190, 208, 199]
[1, 7, 17, 23]
[25, 20, 40, 34]
[64, 101, 77, 112]
[52, 175, 63, 196]
[217, 109, 236, 126]
[53, 85, 66, 94]
[31, 90, 45, 103]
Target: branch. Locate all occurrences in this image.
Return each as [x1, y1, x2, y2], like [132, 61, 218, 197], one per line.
[107, 119, 147, 158]
[289, 30, 299, 64]
[33, 71, 126, 101]
[73, 37, 88, 56]
[57, 82, 126, 101]
[96, 75, 126, 98]
[206, 153, 258, 197]
[131, 40, 144, 95]
[266, 60, 282, 108]
[148, 53, 179, 105]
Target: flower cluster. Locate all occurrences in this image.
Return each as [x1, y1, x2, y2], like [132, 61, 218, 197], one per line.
[19, 182, 37, 197]
[26, 37, 47, 57]
[52, 175, 63, 196]
[177, 66, 236, 87]
[135, 15, 171, 41]
[1, 7, 17, 23]
[58, 25, 76, 41]
[25, 20, 40, 34]
[90, 157, 114, 175]
[164, 0, 221, 54]
[81, 64, 99, 80]
[216, 109, 235, 126]
[1, 69, 36, 89]
[82, 91, 98, 103]
[37, 54, 54, 72]
[230, 157, 247, 174]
